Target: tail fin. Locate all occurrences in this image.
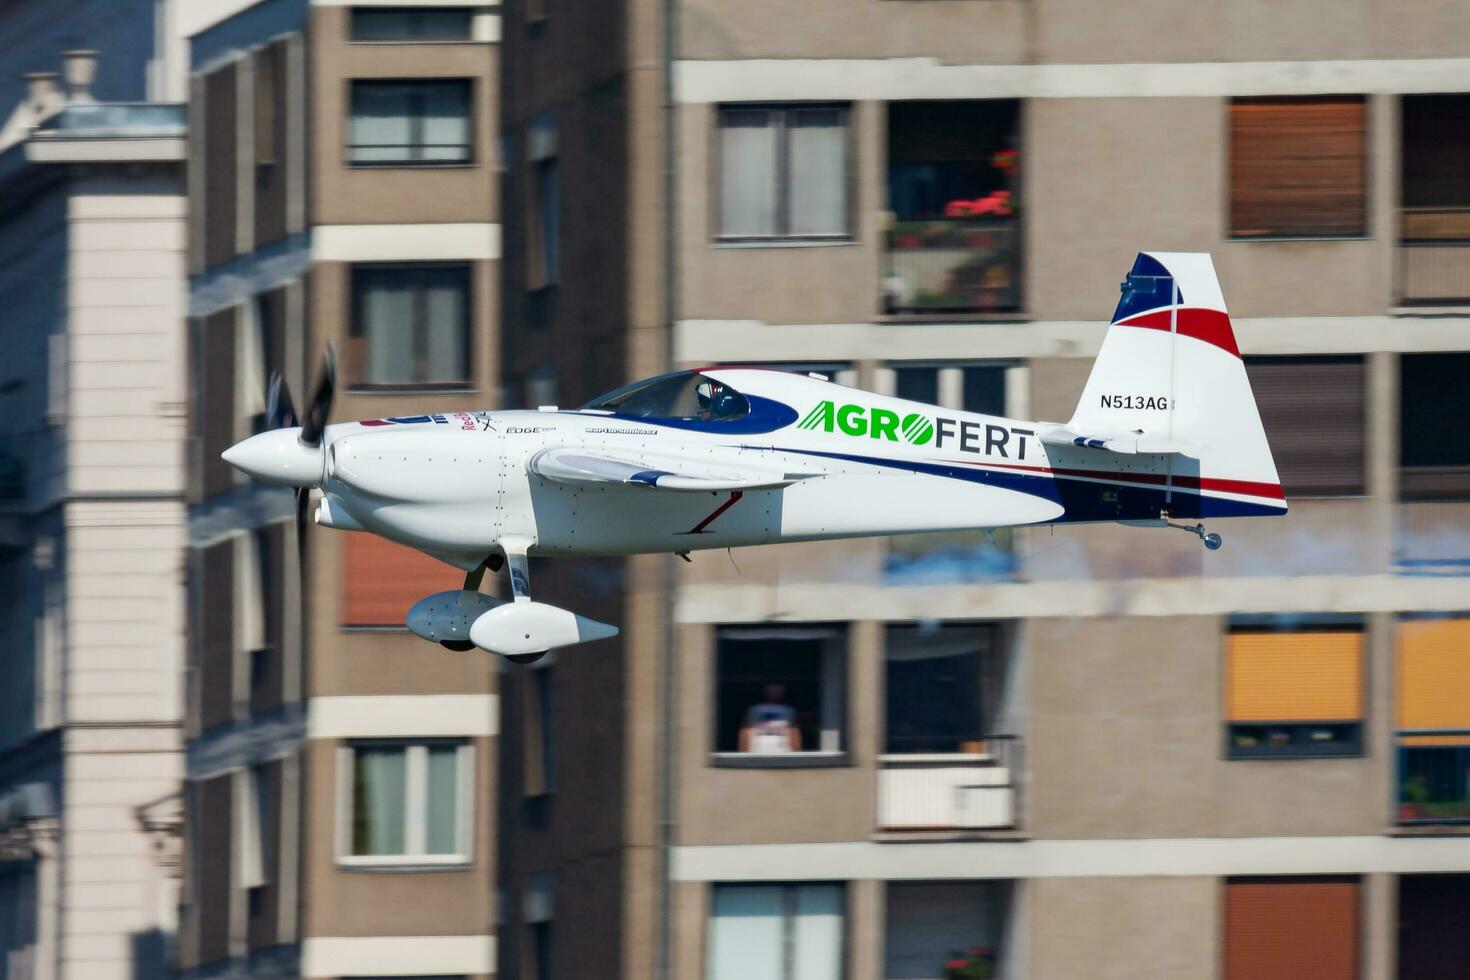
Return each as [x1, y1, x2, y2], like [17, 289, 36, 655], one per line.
[1066, 251, 1286, 515]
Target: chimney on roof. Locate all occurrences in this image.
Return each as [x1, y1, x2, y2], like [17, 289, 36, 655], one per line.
[60, 50, 97, 104]
[22, 72, 62, 116]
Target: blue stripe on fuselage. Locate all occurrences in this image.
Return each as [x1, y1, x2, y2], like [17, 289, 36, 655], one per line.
[769, 446, 1287, 522]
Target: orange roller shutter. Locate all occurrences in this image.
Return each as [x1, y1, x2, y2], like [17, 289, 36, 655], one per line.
[341, 533, 465, 627]
[1227, 631, 1363, 722]
[1397, 618, 1470, 741]
[1225, 878, 1359, 980]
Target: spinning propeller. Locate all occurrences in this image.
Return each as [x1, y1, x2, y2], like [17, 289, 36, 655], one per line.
[223, 347, 336, 576]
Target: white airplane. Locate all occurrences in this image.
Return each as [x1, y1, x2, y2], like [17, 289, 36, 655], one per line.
[224, 252, 1286, 663]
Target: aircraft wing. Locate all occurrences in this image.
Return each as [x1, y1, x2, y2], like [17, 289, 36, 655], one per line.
[528, 447, 805, 491]
[1037, 424, 1201, 457]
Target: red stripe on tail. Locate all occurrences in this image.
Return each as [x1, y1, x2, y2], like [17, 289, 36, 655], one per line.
[1116, 308, 1239, 357]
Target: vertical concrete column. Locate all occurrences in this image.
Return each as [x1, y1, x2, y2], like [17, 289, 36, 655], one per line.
[849, 619, 882, 774]
[1363, 871, 1396, 980]
[1366, 351, 1398, 572]
[847, 878, 884, 980]
[1370, 94, 1399, 306]
[1367, 610, 1396, 827]
[187, 73, 206, 277]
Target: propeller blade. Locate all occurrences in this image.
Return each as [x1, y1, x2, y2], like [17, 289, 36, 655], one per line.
[299, 346, 336, 448]
[295, 486, 310, 584]
[265, 372, 298, 429]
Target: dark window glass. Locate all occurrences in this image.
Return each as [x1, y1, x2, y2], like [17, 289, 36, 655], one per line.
[1400, 353, 1470, 499]
[962, 365, 1007, 416]
[885, 624, 997, 753]
[351, 7, 474, 40]
[349, 264, 471, 387]
[348, 79, 472, 165]
[893, 367, 938, 406]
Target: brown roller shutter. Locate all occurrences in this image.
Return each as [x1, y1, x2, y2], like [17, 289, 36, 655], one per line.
[1245, 356, 1366, 497]
[194, 775, 234, 965]
[250, 523, 287, 716]
[200, 309, 237, 499]
[341, 533, 465, 627]
[203, 63, 238, 268]
[1231, 97, 1367, 238]
[198, 539, 236, 733]
[1225, 877, 1359, 980]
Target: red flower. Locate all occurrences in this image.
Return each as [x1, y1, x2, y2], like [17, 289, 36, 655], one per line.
[947, 958, 970, 970]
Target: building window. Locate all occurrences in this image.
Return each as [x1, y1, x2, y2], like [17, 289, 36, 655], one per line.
[1399, 95, 1470, 304]
[347, 79, 472, 165]
[350, 7, 474, 41]
[1400, 353, 1470, 500]
[1395, 616, 1470, 824]
[522, 666, 555, 797]
[707, 883, 844, 980]
[349, 263, 471, 388]
[1245, 356, 1366, 497]
[888, 362, 1010, 415]
[884, 100, 1020, 314]
[885, 623, 1003, 754]
[717, 104, 851, 241]
[1229, 96, 1367, 238]
[339, 742, 473, 864]
[1398, 874, 1470, 976]
[1224, 619, 1365, 759]
[1224, 877, 1360, 980]
[525, 114, 559, 288]
[714, 626, 846, 761]
[884, 882, 1011, 980]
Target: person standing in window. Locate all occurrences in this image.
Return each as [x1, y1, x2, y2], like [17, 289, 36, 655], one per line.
[739, 683, 802, 753]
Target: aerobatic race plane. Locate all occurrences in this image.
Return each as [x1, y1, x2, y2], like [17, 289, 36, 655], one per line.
[224, 251, 1286, 663]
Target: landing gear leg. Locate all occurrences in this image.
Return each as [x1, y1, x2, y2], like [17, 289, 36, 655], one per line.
[1168, 521, 1223, 550]
[497, 537, 546, 664]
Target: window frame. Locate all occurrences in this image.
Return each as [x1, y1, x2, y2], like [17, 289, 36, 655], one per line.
[348, 6, 476, 43]
[335, 740, 475, 867]
[1222, 618, 1367, 761]
[706, 882, 848, 980]
[345, 77, 475, 168]
[713, 102, 855, 245]
[709, 624, 850, 769]
[347, 261, 475, 392]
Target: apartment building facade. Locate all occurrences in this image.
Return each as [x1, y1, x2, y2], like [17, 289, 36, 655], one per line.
[498, 2, 1470, 978]
[181, 2, 502, 978]
[0, 2, 196, 977]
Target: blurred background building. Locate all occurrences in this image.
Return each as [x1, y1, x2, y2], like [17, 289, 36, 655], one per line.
[497, 2, 1470, 980]
[180, 1, 501, 979]
[0, 1, 197, 977]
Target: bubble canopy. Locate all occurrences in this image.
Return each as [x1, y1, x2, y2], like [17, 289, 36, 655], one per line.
[582, 370, 751, 422]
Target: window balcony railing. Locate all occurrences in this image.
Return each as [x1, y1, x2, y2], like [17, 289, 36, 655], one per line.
[1397, 732, 1470, 824]
[1398, 207, 1470, 305]
[881, 217, 1021, 316]
[876, 734, 1018, 832]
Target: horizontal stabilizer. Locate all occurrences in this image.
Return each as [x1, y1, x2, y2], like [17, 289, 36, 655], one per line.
[1037, 424, 1201, 458]
[529, 447, 804, 491]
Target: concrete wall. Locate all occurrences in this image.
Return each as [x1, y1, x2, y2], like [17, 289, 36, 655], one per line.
[1026, 876, 1216, 980]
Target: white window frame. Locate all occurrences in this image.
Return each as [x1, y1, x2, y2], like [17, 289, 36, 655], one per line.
[714, 103, 854, 244]
[235, 767, 268, 890]
[335, 741, 475, 867]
